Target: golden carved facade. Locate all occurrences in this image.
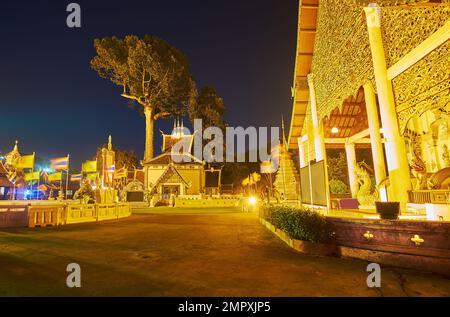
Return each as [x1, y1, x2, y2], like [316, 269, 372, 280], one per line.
[381, 5, 450, 133]
[380, 5, 449, 68]
[311, 0, 374, 121]
[395, 40, 450, 133]
[309, 0, 449, 131]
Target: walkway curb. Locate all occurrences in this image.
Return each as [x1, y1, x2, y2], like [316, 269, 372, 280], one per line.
[259, 218, 339, 257]
[260, 217, 450, 276]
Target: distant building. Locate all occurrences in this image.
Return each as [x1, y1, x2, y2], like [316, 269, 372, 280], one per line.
[143, 120, 205, 203]
[0, 162, 13, 200]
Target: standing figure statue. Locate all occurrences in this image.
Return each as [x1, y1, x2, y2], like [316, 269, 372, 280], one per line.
[409, 134, 428, 190]
[355, 162, 378, 207]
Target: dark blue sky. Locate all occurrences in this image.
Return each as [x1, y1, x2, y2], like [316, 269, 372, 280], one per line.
[0, 0, 297, 168]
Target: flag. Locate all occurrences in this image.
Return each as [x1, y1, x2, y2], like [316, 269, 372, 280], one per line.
[16, 154, 35, 169]
[71, 174, 82, 182]
[24, 171, 40, 182]
[47, 172, 62, 182]
[82, 160, 97, 173]
[114, 167, 127, 179]
[107, 165, 115, 173]
[50, 156, 69, 170]
[86, 173, 98, 181]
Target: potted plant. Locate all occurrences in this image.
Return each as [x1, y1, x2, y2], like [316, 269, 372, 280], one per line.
[375, 201, 400, 220]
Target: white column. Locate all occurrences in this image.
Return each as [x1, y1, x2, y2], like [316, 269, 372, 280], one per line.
[298, 137, 306, 168]
[363, 82, 387, 186]
[364, 4, 411, 207]
[320, 121, 332, 209]
[345, 142, 358, 198]
[307, 74, 324, 162]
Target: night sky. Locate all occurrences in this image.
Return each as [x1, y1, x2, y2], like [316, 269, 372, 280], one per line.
[0, 0, 298, 168]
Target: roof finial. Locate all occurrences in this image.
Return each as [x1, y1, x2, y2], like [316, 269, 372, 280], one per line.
[108, 135, 112, 151]
[13, 140, 18, 151]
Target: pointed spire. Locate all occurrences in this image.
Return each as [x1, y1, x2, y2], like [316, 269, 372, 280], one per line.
[108, 135, 112, 151]
[13, 140, 18, 152]
[281, 114, 287, 148]
[181, 118, 184, 137]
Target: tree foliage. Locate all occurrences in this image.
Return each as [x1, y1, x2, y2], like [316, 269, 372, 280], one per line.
[91, 35, 197, 118]
[95, 146, 139, 170]
[189, 86, 226, 129]
[327, 151, 349, 185]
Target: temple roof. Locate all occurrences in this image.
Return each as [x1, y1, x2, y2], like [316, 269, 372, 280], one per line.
[144, 151, 203, 165]
[162, 134, 194, 153]
[0, 161, 8, 175]
[5, 140, 21, 166]
[0, 162, 13, 187]
[154, 164, 190, 188]
[287, 0, 318, 150]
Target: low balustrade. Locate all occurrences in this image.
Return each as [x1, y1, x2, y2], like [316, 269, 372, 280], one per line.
[116, 203, 131, 218]
[0, 202, 131, 228]
[175, 195, 240, 208]
[0, 205, 29, 228]
[97, 203, 117, 220]
[28, 204, 66, 228]
[408, 190, 450, 204]
[66, 204, 97, 224]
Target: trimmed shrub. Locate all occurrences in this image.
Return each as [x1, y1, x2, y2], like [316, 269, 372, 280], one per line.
[329, 179, 348, 194]
[265, 205, 334, 243]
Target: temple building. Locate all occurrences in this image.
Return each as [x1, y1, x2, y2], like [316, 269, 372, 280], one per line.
[273, 119, 301, 200]
[287, 0, 449, 213]
[3, 141, 27, 199]
[273, 144, 301, 200]
[0, 162, 13, 200]
[143, 120, 205, 202]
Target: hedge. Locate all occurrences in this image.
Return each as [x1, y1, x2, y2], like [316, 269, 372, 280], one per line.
[264, 205, 334, 243]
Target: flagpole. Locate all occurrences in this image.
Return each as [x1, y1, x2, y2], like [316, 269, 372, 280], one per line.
[30, 154, 34, 200]
[65, 154, 70, 200]
[37, 168, 41, 200]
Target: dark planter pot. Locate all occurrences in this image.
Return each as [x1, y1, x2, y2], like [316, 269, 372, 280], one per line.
[375, 201, 400, 220]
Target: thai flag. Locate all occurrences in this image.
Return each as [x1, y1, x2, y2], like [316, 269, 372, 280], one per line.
[107, 165, 115, 173]
[50, 157, 69, 170]
[71, 174, 82, 182]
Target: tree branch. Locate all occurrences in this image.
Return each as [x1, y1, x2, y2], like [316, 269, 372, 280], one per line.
[121, 93, 147, 107]
[153, 66, 172, 100]
[153, 111, 171, 120]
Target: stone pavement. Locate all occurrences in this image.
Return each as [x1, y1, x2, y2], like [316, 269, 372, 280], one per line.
[0, 208, 449, 296]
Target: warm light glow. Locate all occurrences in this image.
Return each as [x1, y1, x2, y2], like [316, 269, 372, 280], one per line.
[248, 196, 257, 205]
[379, 128, 384, 134]
[331, 127, 339, 134]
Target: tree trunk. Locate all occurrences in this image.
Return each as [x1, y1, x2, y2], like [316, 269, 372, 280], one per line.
[144, 107, 154, 161]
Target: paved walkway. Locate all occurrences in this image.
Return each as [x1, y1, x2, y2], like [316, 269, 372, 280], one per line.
[0, 208, 449, 296]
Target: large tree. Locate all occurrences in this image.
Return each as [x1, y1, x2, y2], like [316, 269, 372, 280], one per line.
[91, 35, 197, 160]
